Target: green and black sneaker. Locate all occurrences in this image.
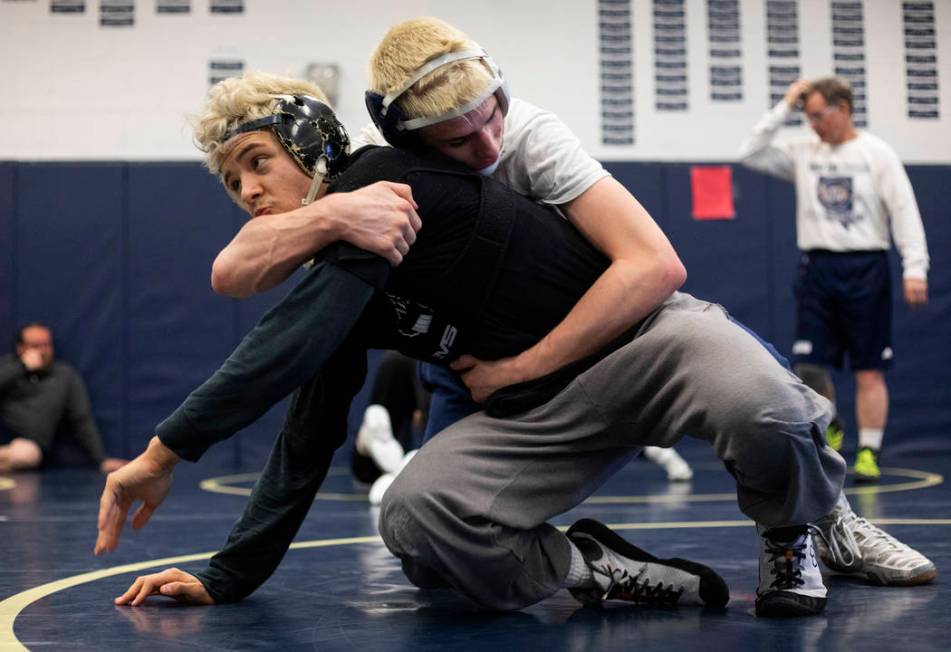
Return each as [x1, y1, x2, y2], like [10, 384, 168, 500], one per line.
[824, 418, 845, 451]
[854, 447, 881, 483]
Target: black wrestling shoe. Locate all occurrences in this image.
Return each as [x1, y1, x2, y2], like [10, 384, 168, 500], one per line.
[566, 518, 729, 608]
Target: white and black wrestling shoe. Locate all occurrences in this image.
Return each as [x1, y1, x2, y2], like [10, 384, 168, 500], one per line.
[566, 518, 729, 608]
[755, 524, 827, 617]
[812, 494, 937, 586]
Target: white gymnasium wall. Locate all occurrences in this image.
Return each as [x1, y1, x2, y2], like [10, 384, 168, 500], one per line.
[0, 0, 948, 162]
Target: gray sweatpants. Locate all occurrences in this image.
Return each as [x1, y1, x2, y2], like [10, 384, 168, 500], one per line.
[379, 292, 846, 610]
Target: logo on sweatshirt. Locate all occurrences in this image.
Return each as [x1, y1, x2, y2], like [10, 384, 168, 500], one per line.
[817, 176, 859, 228]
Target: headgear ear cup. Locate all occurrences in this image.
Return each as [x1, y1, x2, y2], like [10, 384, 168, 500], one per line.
[364, 91, 418, 148]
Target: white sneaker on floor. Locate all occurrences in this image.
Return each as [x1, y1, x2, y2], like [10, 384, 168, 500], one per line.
[755, 524, 827, 617]
[367, 449, 418, 506]
[368, 472, 395, 506]
[356, 404, 404, 474]
[642, 446, 694, 481]
[811, 494, 937, 586]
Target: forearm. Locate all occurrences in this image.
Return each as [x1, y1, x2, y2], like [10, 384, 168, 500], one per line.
[194, 342, 366, 603]
[73, 420, 106, 464]
[880, 161, 929, 280]
[516, 177, 684, 378]
[158, 260, 382, 461]
[195, 426, 332, 603]
[738, 102, 794, 178]
[66, 374, 106, 464]
[211, 205, 339, 298]
[212, 182, 421, 298]
[513, 257, 680, 379]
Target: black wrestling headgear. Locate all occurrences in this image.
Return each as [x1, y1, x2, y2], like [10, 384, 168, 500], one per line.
[225, 94, 350, 180]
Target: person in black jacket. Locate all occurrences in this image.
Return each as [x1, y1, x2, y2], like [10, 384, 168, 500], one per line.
[95, 73, 885, 618]
[1, 323, 126, 473]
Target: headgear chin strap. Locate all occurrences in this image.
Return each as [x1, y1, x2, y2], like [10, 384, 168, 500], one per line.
[365, 47, 511, 147]
[224, 94, 351, 205]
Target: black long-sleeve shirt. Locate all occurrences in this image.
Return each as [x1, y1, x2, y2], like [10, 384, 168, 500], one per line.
[157, 146, 623, 602]
[0, 354, 106, 463]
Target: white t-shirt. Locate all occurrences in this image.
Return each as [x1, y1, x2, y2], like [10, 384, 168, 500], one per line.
[350, 97, 608, 208]
[739, 102, 929, 280]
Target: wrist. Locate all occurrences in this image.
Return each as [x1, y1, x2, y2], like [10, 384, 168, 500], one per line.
[307, 194, 345, 244]
[512, 348, 546, 383]
[146, 436, 180, 471]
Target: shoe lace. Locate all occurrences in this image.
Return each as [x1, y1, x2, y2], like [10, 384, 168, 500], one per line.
[810, 508, 905, 568]
[764, 538, 807, 590]
[848, 514, 907, 554]
[594, 563, 685, 606]
[809, 513, 860, 569]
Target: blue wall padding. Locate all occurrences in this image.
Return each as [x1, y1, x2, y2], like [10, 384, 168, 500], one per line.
[13, 165, 126, 458]
[0, 164, 15, 352]
[1, 161, 948, 467]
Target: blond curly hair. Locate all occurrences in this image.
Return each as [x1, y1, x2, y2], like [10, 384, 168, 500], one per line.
[193, 71, 329, 174]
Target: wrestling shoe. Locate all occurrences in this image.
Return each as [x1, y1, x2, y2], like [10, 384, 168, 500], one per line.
[812, 494, 937, 586]
[854, 447, 881, 482]
[367, 450, 417, 506]
[824, 419, 845, 451]
[355, 404, 404, 474]
[566, 518, 729, 608]
[755, 524, 827, 617]
[642, 446, 694, 481]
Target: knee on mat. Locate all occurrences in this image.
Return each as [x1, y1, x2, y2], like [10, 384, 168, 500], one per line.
[8, 438, 43, 470]
[378, 476, 438, 550]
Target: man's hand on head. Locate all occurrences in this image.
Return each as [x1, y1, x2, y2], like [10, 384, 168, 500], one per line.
[784, 79, 812, 109]
[325, 181, 422, 266]
[19, 348, 44, 371]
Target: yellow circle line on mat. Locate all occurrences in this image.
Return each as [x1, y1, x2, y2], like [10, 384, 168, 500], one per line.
[0, 477, 14, 491]
[199, 467, 942, 504]
[4, 518, 951, 651]
[199, 468, 368, 502]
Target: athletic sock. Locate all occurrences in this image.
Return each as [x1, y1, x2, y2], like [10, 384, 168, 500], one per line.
[561, 539, 594, 588]
[858, 428, 884, 451]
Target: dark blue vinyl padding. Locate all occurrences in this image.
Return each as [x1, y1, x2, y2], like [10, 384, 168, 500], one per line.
[0, 161, 948, 465]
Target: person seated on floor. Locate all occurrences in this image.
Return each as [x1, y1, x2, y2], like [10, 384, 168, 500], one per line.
[1, 323, 127, 474]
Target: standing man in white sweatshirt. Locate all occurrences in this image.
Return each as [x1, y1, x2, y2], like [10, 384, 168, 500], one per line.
[739, 77, 930, 481]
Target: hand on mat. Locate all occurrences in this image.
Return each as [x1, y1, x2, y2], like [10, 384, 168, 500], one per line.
[115, 567, 214, 606]
[451, 354, 529, 403]
[95, 436, 178, 555]
[328, 181, 421, 266]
